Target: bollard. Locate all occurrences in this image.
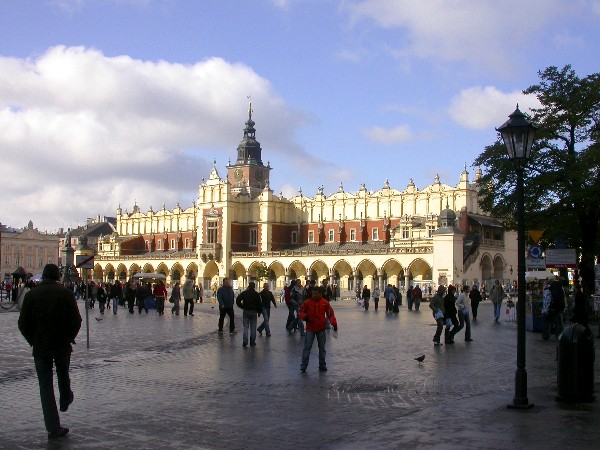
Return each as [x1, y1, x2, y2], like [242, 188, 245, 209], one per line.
[556, 323, 595, 403]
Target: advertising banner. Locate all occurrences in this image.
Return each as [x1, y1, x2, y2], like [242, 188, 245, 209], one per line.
[545, 248, 576, 268]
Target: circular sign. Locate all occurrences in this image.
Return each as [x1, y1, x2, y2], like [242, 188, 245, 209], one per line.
[528, 246, 542, 259]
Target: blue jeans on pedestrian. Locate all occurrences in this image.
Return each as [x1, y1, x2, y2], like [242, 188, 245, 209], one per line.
[301, 330, 327, 369]
[112, 297, 118, 313]
[242, 310, 258, 345]
[458, 309, 471, 340]
[34, 354, 72, 433]
[257, 307, 271, 335]
[493, 302, 502, 321]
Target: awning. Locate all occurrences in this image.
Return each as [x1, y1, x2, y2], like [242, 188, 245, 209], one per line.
[468, 214, 504, 228]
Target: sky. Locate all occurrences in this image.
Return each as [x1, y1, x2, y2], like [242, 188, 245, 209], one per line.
[0, 0, 598, 232]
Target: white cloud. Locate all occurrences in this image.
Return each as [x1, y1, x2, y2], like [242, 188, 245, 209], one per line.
[0, 46, 306, 231]
[363, 124, 413, 144]
[448, 86, 541, 130]
[345, 0, 569, 72]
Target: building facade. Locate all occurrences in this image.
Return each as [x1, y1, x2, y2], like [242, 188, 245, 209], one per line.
[95, 107, 517, 295]
[1, 221, 60, 280]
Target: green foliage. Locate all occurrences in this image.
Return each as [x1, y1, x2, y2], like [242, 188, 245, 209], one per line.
[474, 65, 600, 294]
[253, 261, 270, 282]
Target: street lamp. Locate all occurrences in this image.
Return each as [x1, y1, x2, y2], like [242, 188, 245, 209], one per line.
[497, 104, 538, 409]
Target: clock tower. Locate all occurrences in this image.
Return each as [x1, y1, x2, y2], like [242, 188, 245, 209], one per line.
[227, 101, 271, 198]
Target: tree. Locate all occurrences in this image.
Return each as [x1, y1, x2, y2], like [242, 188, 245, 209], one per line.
[253, 262, 270, 284]
[474, 65, 600, 296]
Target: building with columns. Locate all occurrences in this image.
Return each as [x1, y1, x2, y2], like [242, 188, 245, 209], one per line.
[94, 106, 517, 296]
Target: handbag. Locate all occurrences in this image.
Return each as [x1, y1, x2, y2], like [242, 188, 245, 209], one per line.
[434, 309, 444, 319]
[168, 296, 174, 304]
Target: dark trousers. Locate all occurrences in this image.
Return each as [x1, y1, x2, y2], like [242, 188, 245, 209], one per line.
[286, 305, 295, 330]
[218, 307, 235, 331]
[156, 297, 165, 315]
[433, 317, 444, 343]
[183, 298, 194, 316]
[471, 302, 479, 319]
[373, 298, 379, 311]
[127, 298, 135, 313]
[34, 354, 71, 433]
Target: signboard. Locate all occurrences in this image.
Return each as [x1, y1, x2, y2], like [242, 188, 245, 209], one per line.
[526, 257, 546, 270]
[545, 248, 576, 268]
[75, 255, 94, 269]
[528, 246, 542, 259]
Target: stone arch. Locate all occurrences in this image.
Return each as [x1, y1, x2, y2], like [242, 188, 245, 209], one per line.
[141, 263, 155, 274]
[203, 260, 220, 292]
[230, 262, 247, 290]
[116, 263, 128, 281]
[480, 253, 493, 285]
[156, 262, 169, 279]
[268, 261, 286, 290]
[185, 262, 199, 282]
[93, 263, 104, 282]
[356, 259, 377, 290]
[288, 260, 307, 284]
[381, 258, 403, 288]
[407, 258, 432, 287]
[104, 263, 116, 282]
[170, 262, 184, 285]
[128, 263, 141, 280]
[309, 260, 329, 284]
[332, 259, 353, 293]
[493, 254, 505, 281]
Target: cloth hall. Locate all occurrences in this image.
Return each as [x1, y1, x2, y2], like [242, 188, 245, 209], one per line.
[94, 107, 517, 296]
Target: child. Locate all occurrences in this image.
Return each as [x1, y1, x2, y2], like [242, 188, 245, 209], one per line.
[298, 286, 338, 372]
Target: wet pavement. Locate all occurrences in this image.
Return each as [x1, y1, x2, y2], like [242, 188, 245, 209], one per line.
[1, 298, 598, 449]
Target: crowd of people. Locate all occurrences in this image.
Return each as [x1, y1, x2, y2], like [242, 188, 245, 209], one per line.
[15, 262, 599, 440]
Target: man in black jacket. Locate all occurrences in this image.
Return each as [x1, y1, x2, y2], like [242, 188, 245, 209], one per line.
[257, 283, 277, 337]
[236, 282, 263, 347]
[18, 264, 82, 439]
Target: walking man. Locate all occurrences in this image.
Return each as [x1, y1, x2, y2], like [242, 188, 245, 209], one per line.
[257, 283, 277, 337]
[236, 282, 263, 347]
[182, 276, 195, 317]
[18, 264, 82, 439]
[490, 280, 504, 323]
[217, 278, 236, 334]
[298, 286, 338, 372]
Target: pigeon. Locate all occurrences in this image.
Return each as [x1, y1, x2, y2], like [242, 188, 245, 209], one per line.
[414, 355, 425, 363]
[95, 317, 103, 321]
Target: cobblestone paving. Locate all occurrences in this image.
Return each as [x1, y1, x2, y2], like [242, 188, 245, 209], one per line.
[1, 300, 598, 449]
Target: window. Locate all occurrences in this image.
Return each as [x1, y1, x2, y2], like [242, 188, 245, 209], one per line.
[250, 228, 258, 246]
[145, 240, 150, 250]
[372, 228, 379, 241]
[185, 238, 190, 249]
[4, 255, 9, 265]
[38, 257, 43, 268]
[27, 257, 32, 266]
[402, 227, 410, 239]
[328, 229, 334, 242]
[170, 239, 175, 250]
[428, 225, 435, 237]
[157, 240, 162, 250]
[15, 256, 21, 265]
[291, 231, 297, 244]
[207, 220, 218, 244]
[350, 229, 356, 241]
[308, 231, 314, 243]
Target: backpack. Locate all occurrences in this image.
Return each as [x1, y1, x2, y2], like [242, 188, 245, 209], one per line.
[549, 281, 565, 312]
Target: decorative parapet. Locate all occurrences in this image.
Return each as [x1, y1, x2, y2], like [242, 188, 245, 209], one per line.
[231, 245, 432, 259]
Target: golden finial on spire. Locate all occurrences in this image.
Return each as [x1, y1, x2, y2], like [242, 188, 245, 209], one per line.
[247, 94, 253, 120]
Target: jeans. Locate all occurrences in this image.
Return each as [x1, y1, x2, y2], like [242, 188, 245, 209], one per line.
[458, 309, 471, 340]
[444, 316, 459, 342]
[257, 307, 271, 335]
[183, 298, 194, 316]
[218, 307, 235, 332]
[285, 305, 295, 330]
[373, 298, 379, 311]
[301, 330, 327, 369]
[155, 297, 165, 315]
[286, 307, 304, 333]
[493, 302, 502, 321]
[242, 310, 258, 345]
[34, 354, 72, 433]
[112, 297, 118, 313]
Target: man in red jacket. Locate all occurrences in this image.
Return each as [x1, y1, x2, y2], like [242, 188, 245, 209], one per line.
[298, 286, 338, 372]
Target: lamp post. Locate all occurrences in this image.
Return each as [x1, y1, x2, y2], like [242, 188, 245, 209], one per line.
[497, 104, 538, 409]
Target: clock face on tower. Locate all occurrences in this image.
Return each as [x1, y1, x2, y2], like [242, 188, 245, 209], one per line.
[234, 168, 243, 180]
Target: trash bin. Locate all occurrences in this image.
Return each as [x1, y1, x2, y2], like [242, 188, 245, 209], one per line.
[556, 323, 596, 403]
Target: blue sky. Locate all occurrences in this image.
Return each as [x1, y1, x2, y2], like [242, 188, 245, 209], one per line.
[1, 0, 598, 232]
